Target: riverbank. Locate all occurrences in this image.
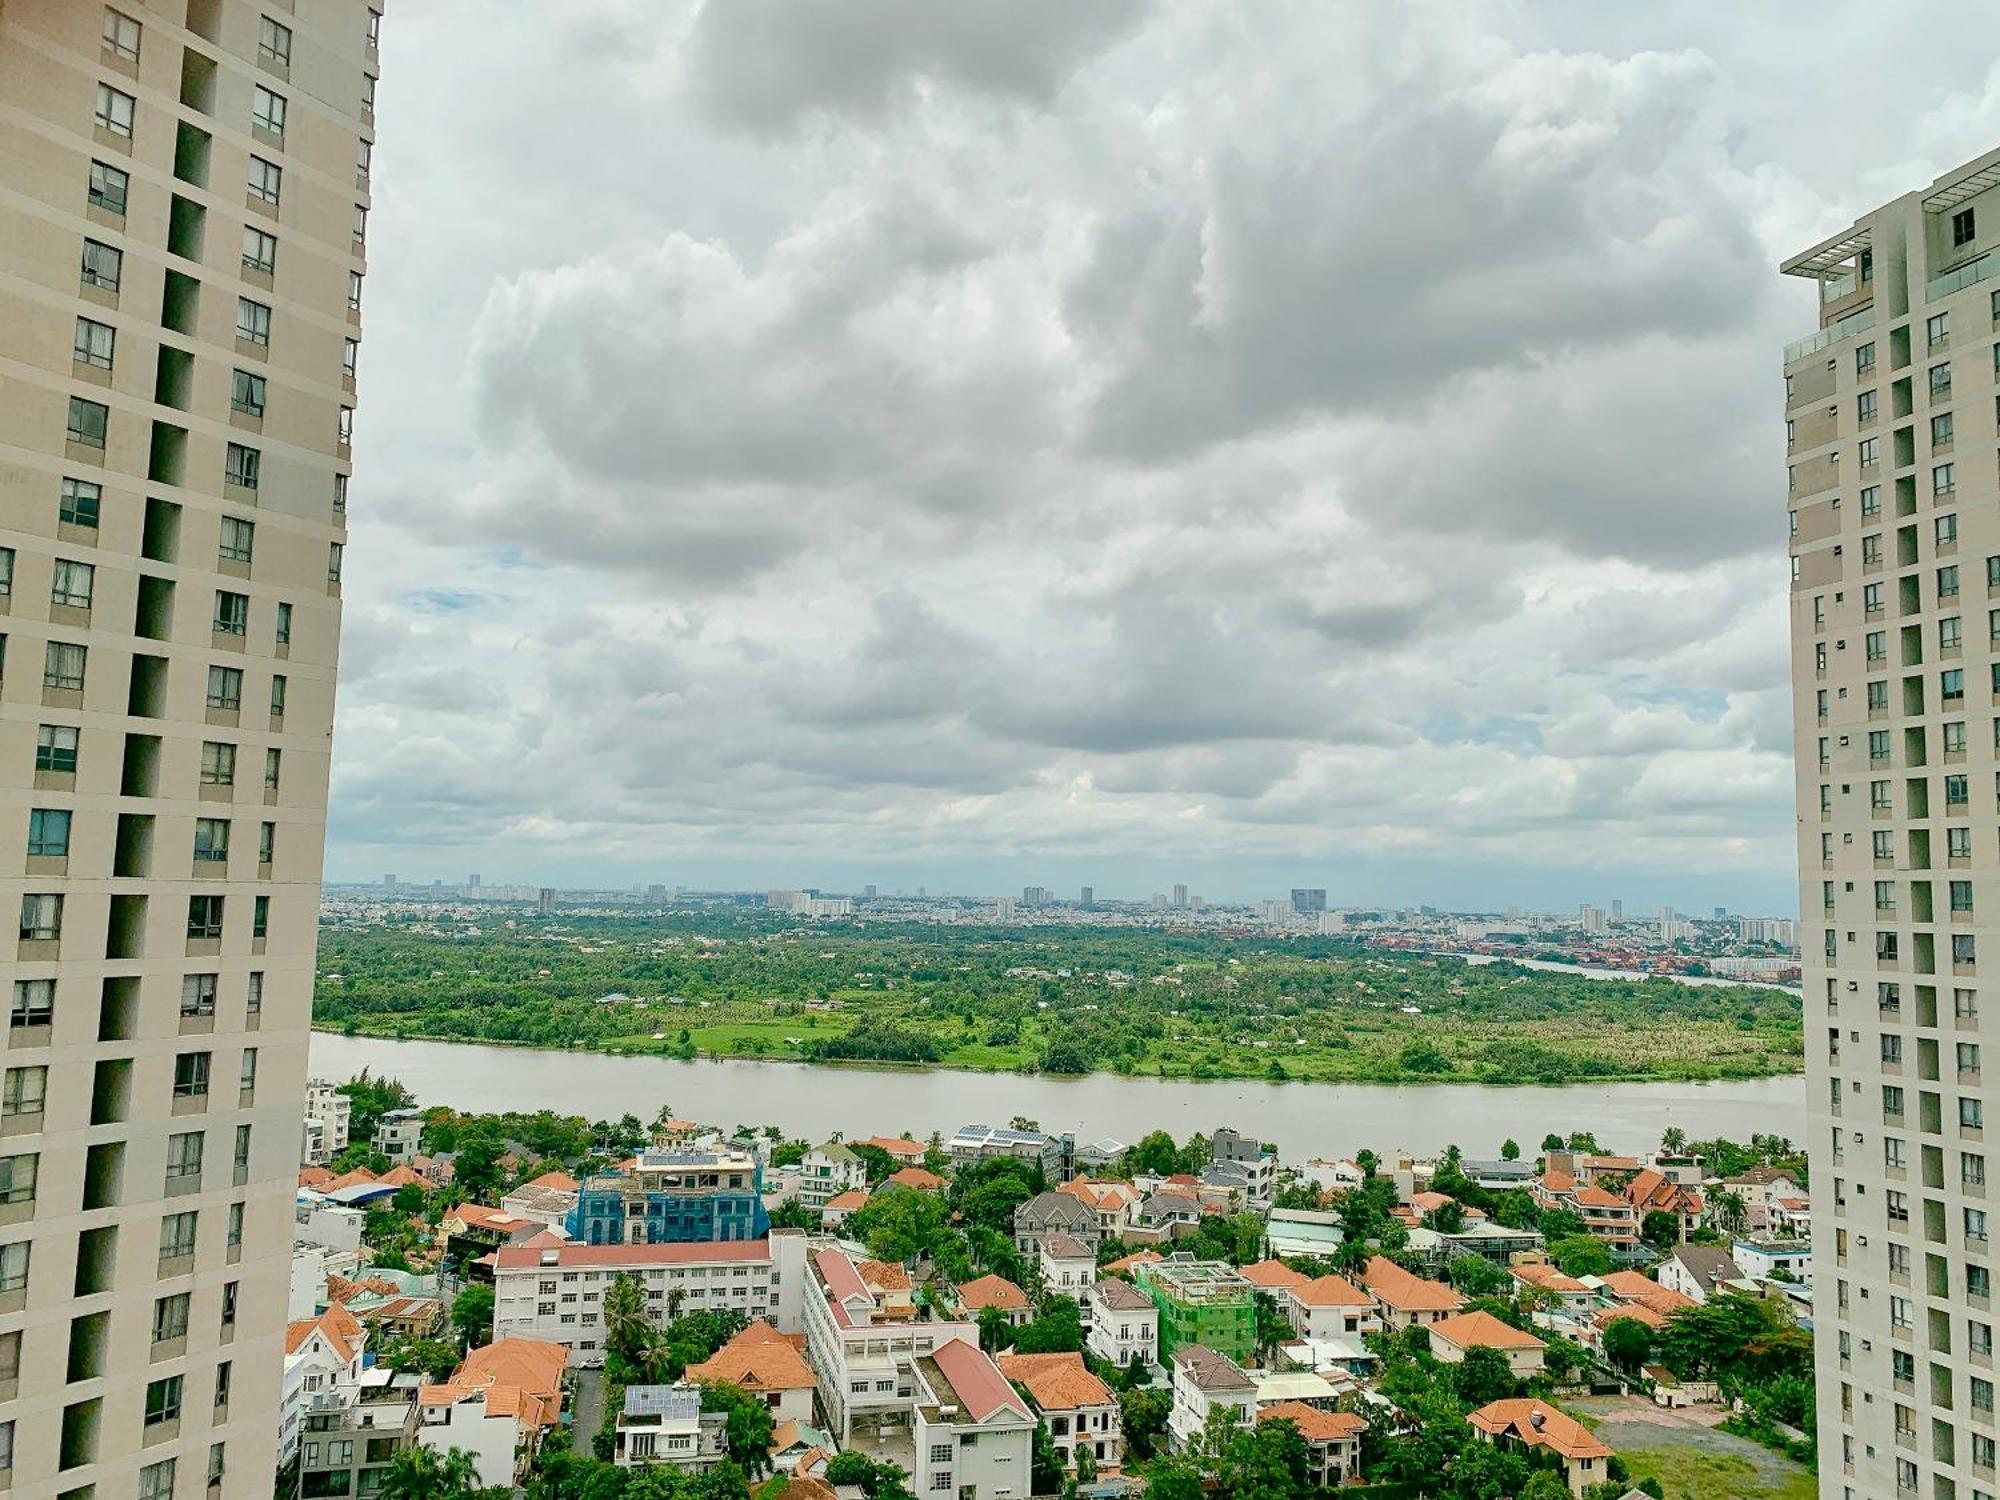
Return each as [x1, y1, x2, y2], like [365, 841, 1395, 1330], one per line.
[310, 1032, 1808, 1159]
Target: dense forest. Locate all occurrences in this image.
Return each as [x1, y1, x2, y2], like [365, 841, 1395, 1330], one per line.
[312, 911, 1804, 1084]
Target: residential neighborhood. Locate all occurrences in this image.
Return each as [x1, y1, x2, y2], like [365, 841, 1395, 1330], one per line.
[288, 1079, 1815, 1499]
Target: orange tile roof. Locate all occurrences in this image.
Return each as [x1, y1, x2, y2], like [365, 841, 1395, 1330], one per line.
[1239, 1259, 1311, 1291]
[1430, 1311, 1546, 1352]
[299, 1167, 336, 1191]
[523, 1170, 581, 1192]
[1258, 1401, 1367, 1443]
[1291, 1273, 1373, 1309]
[1573, 1185, 1629, 1210]
[823, 1189, 869, 1212]
[1360, 1256, 1463, 1313]
[1105, 1249, 1162, 1273]
[323, 1168, 381, 1193]
[376, 1165, 427, 1189]
[929, 1338, 1030, 1423]
[285, 1302, 363, 1364]
[1594, 1302, 1666, 1331]
[996, 1352, 1115, 1411]
[1468, 1399, 1612, 1462]
[858, 1259, 912, 1293]
[957, 1274, 1030, 1312]
[858, 1136, 928, 1160]
[1512, 1263, 1588, 1294]
[442, 1338, 567, 1429]
[1539, 1169, 1577, 1193]
[887, 1167, 947, 1191]
[1600, 1270, 1665, 1300]
[685, 1328, 817, 1393]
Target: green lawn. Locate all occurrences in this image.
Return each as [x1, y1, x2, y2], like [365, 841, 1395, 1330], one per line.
[1614, 1441, 1816, 1500]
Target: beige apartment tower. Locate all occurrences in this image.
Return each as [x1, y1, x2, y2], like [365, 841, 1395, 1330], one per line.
[0, 3, 376, 1499]
[1786, 145, 2000, 1500]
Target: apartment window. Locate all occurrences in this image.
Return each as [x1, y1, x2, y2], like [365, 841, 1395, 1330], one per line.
[1955, 880, 1976, 913]
[79, 238, 121, 292]
[270, 675, 287, 716]
[1869, 680, 1888, 711]
[229, 370, 266, 419]
[224, 444, 259, 492]
[172, 1053, 209, 1100]
[343, 339, 359, 380]
[67, 396, 108, 448]
[159, 1211, 196, 1260]
[208, 1444, 225, 1489]
[1953, 827, 1975, 859]
[137, 1459, 175, 1500]
[1866, 630, 1885, 662]
[246, 972, 264, 1017]
[199, 741, 235, 787]
[1872, 780, 1893, 811]
[258, 822, 273, 866]
[328, 543, 343, 584]
[1956, 207, 1979, 247]
[207, 665, 241, 710]
[1861, 485, 1881, 518]
[193, 818, 230, 864]
[1, 1070, 45, 1119]
[50, 560, 94, 610]
[1967, 1097, 1987, 1130]
[251, 84, 286, 137]
[144, 1374, 182, 1427]
[367, 8, 382, 46]
[333, 473, 348, 514]
[258, 16, 291, 66]
[338, 406, 353, 445]
[253, 896, 269, 940]
[180, 974, 216, 1018]
[274, 603, 291, 647]
[1857, 340, 1876, 373]
[264, 748, 281, 792]
[36, 725, 78, 778]
[226, 1200, 244, 1248]
[362, 72, 377, 111]
[1874, 830, 1893, 860]
[102, 8, 141, 60]
[1935, 412, 1956, 448]
[1885, 1135, 1906, 1168]
[0, 1156, 37, 1209]
[241, 227, 276, 276]
[165, 1133, 202, 1189]
[1887, 1194, 1910, 1229]
[150, 1294, 190, 1350]
[60, 478, 101, 530]
[1858, 389, 1877, 422]
[1966, 1042, 1985, 1074]
[1943, 563, 1962, 597]
[1972, 1208, 1991, 1244]
[1931, 312, 1951, 348]
[236, 297, 270, 346]
[1859, 436, 1880, 466]
[94, 83, 135, 138]
[18, 896, 61, 943]
[186, 896, 223, 940]
[1883, 1031, 1904, 1062]
[26, 810, 70, 859]
[9, 982, 52, 1029]
[0, 1244, 26, 1296]
[348, 270, 364, 315]
[1960, 988, 1982, 1020]
[73, 317, 115, 370]
[239, 1049, 257, 1094]
[1972, 1151, 1991, 1188]
[234, 1123, 251, 1172]
[213, 591, 248, 636]
[1976, 1266, 1994, 1299]
[1937, 463, 1957, 496]
[88, 159, 128, 215]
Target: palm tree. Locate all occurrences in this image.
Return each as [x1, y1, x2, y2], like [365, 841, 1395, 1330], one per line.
[1661, 1127, 1688, 1155]
[1711, 1189, 1748, 1238]
[377, 1445, 477, 1500]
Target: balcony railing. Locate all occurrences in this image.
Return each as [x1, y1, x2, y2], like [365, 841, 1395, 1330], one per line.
[1786, 305, 1876, 364]
[1928, 253, 1995, 303]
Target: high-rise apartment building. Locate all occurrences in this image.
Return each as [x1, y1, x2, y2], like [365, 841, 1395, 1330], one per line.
[0, 4, 378, 1499]
[1784, 144, 2000, 1500]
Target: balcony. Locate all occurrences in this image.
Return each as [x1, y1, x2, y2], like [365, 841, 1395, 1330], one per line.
[1928, 253, 1996, 303]
[1787, 305, 1876, 364]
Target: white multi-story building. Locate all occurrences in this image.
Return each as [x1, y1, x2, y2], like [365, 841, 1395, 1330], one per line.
[801, 1245, 979, 1445]
[1167, 1344, 1256, 1450]
[911, 1339, 1035, 1500]
[796, 1143, 865, 1208]
[302, 1080, 352, 1164]
[0, 5, 380, 1497]
[490, 1233, 808, 1366]
[1086, 1279, 1157, 1368]
[1783, 142, 2000, 1500]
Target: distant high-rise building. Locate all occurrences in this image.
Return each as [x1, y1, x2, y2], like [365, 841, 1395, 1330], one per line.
[1171, 883, 1188, 908]
[1611, 899, 1623, 919]
[645, 883, 667, 903]
[468, 873, 481, 888]
[1713, 906, 1728, 920]
[1023, 886, 1049, 906]
[384, 873, 398, 892]
[1577, 904, 1606, 933]
[863, 884, 878, 898]
[538, 888, 556, 914]
[0, 4, 383, 1495]
[1290, 888, 1327, 915]
[1079, 886, 1094, 906]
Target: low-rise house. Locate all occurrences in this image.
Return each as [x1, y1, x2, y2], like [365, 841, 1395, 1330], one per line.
[350, 1294, 444, 1342]
[1057, 1177, 1143, 1235]
[570, 1149, 769, 1244]
[1532, 1171, 1639, 1249]
[1719, 1167, 1805, 1231]
[1511, 1262, 1595, 1318]
[502, 1172, 582, 1229]
[1286, 1273, 1379, 1341]
[1168, 1345, 1257, 1450]
[1359, 1256, 1463, 1330]
[1467, 1399, 1615, 1496]
[912, 1339, 1037, 1500]
[1087, 1279, 1158, 1368]
[1104, 1248, 1162, 1276]
[683, 1321, 817, 1426]
[855, 1136, 929, 1166]
[374, 1108, 425, 1164]
[1131, 1190, 1203, 1241]
[491, 1233, 808, 1366]
[819, 1189, 868, 1228]
[1257, 1403, 1366, 1487]
[998, 1352, 1122, 1473]
[948, 1123, 1059, 1171]
[1657, 1246, 1743, 1305]
[798, 1143, 867, 1208]
[418, 1338, 566, 1487]
[1040, 1233, 1096, 1301]
[1014, 1191, 1102, 1255]
[804, 1248, 981, 1447]
[1298, 1157, 1369, 1194]
[283, 1304, 368, 1464]
[956, 1274, 1034, 1328]
[1428, 1311, 1546, 1377]
[1768, 1196, 1812, 1238]
[612, 1386, 728, 1469]
[1073, 1136, 1128, 1171]
[1263, 1207, 1346, 1261]
[1732, 1238, 1813, 1286]
[1622, 1168, 1703, 1240]
[1250, 1368, 1343, 1411]
[297, 1195, 367, 1255]
[884, 1166, 946, 1193]
[298, 1366, 422, 1499]
[304, 1080, 353, 1165]
[1239, 1258, 1309, 1294]
[1462, 1158, 1535, 1192]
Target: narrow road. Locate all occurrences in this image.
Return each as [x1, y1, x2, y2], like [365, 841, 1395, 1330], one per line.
[570, 1368, 608, 1456]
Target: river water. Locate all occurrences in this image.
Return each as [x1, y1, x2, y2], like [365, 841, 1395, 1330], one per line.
[309, 1033, 1807, 1161]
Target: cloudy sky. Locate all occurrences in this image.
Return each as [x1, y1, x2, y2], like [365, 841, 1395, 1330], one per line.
[332, 0, 2000, 910]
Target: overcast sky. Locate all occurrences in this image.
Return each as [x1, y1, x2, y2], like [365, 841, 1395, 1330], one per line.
[330, 0, 2000, 910]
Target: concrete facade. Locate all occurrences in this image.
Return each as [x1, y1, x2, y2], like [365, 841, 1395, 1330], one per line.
[0, 4, 375, 1499]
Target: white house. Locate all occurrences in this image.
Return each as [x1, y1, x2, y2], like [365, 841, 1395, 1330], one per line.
[803, 1247, 981, 1445]
[1169, 1345, 1257, 1450]
[798, 1143, 867, 1207]
[611, 1386, 728, 1469]
[1285, 1274, 1380, 1342]
[998, 1352, 1122, 1474]
[296, 1195, 366, 1255]
[912, 1339, 1037, 1500]
[304, 1080, 353, 1164]
[1427, 1312, 1547, 1379]
[1087, 1279, 1158, 1368]
[1657, 1247, 1744, 1305]
[1039, 1234, 1096, 1302]
[1732, 1239, 1813, 1287]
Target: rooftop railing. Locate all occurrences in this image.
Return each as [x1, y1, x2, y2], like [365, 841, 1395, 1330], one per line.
[1785, 305, 1875, 364]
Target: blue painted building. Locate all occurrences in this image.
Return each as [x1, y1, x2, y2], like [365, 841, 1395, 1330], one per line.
[567, 1149, 769, 1244]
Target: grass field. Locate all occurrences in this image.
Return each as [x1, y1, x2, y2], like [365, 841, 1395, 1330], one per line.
[1617, 1445, 1816, 1500]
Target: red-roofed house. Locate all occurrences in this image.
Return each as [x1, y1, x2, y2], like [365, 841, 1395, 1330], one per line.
[1428, 1311, 1547, 1376]
[417, 1338, 567, 1486]
[803, 1249, 982, 1445]
[1259, 1402, 1367, 1487]
[1623, 1168, 1704, 1240]
[1238, 1259, 1310, 1293]
[820, 1188, 869, 1228]
[684, 1322, 817, 1426]
[998, 1352, 1121, 1472]
[1468, 1399, 1614, 1494]
[885, 1166, 947, 1193]
[915, 1339, 1035, 1497]
[956, 1274, 1033, 1326]
[856, 1136, 929, 1165]
[1285, 1273, 1380, 1341]
[1533, 1172, 1640, 1248]
[1358, 1257, 1463, 1330]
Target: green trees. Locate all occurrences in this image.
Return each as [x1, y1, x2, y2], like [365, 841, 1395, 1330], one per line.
[1602, 1315, 1655, 1373]
[377, 1445, 479, 1500]
[1548, 1235, 1612, 1278]
[450, 1284, 494, 1348]
[1012, 1298, 1084, 1355]
[847, 1187, 947, 1264]
[696, 1381, 772, 1476]
[1500, 1138, 1521, 1161]
[1449, 1346, 1520, 1407]
[1118, 1385, 1172, 1460]
[1640, 1210, 1681, 1251]
[602, 1273, 655, 1383]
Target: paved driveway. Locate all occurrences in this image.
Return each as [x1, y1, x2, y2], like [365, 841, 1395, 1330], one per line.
[571, 1368, 608, 1455]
